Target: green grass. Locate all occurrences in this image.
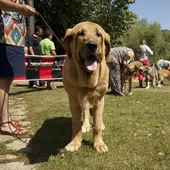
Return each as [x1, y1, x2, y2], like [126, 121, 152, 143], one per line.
[7, 81, 170, 169]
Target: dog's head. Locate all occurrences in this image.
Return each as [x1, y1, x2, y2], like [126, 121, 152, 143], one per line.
[64, 22, 110, 72]
[142, 66, 151, 74]
[128, 61, 144, 73]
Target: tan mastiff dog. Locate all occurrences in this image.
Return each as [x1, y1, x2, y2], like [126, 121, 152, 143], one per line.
[63, 22, 111, 152]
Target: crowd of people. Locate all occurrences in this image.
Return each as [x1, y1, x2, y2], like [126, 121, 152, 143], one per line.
[107, 40, 170, 97]
[26, 25, 57, 89]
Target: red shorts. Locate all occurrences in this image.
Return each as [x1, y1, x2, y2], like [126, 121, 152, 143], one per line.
[140, 60, 150, 66]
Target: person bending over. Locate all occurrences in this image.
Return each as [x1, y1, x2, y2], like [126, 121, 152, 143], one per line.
[107, 47, 142, 96]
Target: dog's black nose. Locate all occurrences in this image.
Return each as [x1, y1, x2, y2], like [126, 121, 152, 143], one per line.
[86, 41, 97, 50]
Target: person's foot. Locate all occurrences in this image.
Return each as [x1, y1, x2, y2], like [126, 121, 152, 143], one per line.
[46, 86, 52, 90]
[50, 82, 57, 89]
[115, 92, 125, 96]
[0, 122, 28, 135]
[32, 84, 37, 88]
[0, 120, 21, 127]
[5, 120, 31, 127]
[111, 91, 125, 96]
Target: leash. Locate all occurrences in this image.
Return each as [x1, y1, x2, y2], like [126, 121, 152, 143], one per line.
[36, 12, 64, 48]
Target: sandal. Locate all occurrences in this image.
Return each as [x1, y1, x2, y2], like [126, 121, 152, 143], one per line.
[0, 120, 21, 127]
[0, 121, 28, 136]
[0, 127, 28, 135]
[0, 120, 30, 127]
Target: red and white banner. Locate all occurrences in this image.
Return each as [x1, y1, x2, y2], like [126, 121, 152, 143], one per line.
[14, 55, 66, 81]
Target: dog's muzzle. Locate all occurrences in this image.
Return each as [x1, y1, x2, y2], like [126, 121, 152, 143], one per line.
[82, 41, 99, 72]
[86, 41, 97, 52]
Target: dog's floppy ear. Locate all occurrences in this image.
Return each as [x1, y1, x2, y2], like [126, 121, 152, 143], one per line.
[64, 28, 73, 59]
[104, 33, 111, 62]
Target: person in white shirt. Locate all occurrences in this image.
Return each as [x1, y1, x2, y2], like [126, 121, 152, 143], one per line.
[139, 39, 153, 66]
[137, 39, 153, 87]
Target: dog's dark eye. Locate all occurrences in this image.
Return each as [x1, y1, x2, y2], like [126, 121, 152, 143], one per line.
[96, 32, 102, 37]
[78, 31, 85, 36]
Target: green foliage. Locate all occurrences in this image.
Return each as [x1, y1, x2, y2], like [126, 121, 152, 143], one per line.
[121, 18, 170, 63]
[33, 0, 170, 63]
[34, 0, 136, 47]
[162, 30, 170, 60]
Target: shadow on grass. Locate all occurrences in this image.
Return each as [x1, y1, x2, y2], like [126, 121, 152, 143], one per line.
[106, 91, 113, 95]
[13, 84, 29, 87]
[9, 88, 47, 96]
[26, 117, 72, 164]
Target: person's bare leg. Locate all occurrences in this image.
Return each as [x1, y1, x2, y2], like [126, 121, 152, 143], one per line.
[0, 78, 13, 122]
[0, 78, 27, 134]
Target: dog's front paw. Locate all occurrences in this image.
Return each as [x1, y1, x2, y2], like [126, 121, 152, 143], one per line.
[158, 85, 161, 88]
[65, 141, 81, 152]
[94, 142, 108, 153]
[146, 86, 150, 89]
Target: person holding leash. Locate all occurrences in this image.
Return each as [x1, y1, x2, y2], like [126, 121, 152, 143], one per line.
[107, 47, 142, 96]
[0, 0, 36, 135]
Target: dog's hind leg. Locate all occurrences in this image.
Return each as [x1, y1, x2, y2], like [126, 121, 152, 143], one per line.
[158, 80, 161, 88]
[82, 109, 91, 133]
[158, 73, 163, 88]
[152, 77, 156, 88]
[145, 75, 150, 89]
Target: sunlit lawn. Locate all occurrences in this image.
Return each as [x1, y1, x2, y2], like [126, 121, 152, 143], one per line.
[5, 80, 170, 169]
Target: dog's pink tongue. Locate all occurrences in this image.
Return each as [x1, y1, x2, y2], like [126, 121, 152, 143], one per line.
[85, 59, 97, 71]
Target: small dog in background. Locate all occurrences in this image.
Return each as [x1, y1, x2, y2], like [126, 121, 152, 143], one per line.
[142, 64, 159, 89]
[121, 61, 143, 95]
[157, 69, 170, 87]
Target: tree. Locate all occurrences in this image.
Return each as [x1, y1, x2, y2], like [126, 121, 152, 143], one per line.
[34, 0, 136, 49]
[122, 18, 170, 63]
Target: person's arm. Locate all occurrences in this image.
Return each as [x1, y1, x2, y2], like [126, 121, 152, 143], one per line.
[0, 0, 36, 16]
[50, 41, 56, 56]
[123, 61, 132, 73]
[27, 36, 35, 55]
[51, 50, 56, 56]
[145, 45, 153, 56]
[28, 47, 35, 55]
